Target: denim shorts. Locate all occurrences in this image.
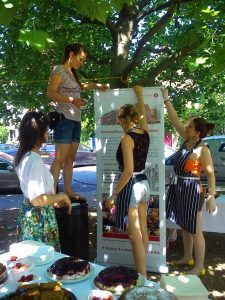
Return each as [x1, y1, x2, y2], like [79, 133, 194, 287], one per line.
[129, 180, 150, 207]
[54, 119, 81, 143]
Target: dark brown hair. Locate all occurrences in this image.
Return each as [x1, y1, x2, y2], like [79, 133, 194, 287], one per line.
[62, 43, 87, 87]
[118, 104, 140, 125]
[192, 117, 215, 139]
[14, 111, 49, 166]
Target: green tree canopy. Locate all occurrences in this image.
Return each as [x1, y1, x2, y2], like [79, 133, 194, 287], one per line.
[0, 0, 224, 136]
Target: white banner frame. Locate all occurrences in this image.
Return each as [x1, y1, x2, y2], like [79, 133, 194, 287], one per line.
[94, 87, 167, 273]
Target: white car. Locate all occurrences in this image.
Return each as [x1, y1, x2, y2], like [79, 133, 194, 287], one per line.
[165, 135, 225, 188]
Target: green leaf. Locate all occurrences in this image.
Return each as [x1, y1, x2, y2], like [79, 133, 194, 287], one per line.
[187, 57, 209, 72]
[0, 0, 17, 25]
[18, 30, 56, 51]
[202, 7, 220, 17]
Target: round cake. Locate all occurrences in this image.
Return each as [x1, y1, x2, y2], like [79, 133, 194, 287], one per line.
[94, 266, 141, 293]
[0, 262, 7, 285]
[119, 286, 178, 300]
[47, 257, 90, 280]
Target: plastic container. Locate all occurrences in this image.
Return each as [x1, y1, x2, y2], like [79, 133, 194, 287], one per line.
[8, 258, 34, 275]
[55, 199, 89, 260]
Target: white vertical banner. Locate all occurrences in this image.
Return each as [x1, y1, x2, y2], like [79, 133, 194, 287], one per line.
[94, 87, 167, 273]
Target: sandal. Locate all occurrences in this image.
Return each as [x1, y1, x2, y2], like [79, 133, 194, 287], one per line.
[185, 267, 206, 276]
[70, 194, 86, 201]
[171, 258, 194, 266]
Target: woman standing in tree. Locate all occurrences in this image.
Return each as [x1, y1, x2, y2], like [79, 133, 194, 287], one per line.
[47, 43, 108, 199]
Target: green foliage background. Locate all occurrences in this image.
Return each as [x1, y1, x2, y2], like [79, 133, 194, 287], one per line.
[0, 0, 224, 141]
[0, 126, 9, 143]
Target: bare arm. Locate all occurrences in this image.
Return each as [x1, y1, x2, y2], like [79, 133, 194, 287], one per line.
[133, 85, 149, 132]
[200, 145, 216, 213]
[31, 193, 72, 214]
[47, 74, 85, 108]
[81, 82, 109, 91]
[106, 135, 134, 208]
[161, 88, 186, 138]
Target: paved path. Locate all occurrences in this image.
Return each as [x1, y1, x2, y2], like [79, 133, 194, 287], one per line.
[0, 166, 97, 210]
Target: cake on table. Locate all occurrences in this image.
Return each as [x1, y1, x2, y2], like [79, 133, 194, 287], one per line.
[119, 286, 178, 300]
[47, 256, 90, 280]
[0, 262, 7, 285]
[94, 266, 142, 293]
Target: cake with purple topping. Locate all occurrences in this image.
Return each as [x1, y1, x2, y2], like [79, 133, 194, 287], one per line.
[47, 257, 90, 280]
[94, 266, 141, 293]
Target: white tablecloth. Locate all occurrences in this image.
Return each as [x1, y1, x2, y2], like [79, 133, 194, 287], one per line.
[0, 252, 104, 299]
[167, 194, 225, 233]
[0, 251, 159, 299]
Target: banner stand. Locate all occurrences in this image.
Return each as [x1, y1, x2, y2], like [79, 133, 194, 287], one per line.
[94, 87, 168, 273]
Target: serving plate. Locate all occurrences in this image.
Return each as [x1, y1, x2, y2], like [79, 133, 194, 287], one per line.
[7, 258, 34, 275]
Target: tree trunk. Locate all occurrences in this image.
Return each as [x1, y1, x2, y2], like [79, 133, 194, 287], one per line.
[109, 5, 136, 89]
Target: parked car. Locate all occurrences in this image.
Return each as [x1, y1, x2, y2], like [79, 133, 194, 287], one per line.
[0, 143, 18, 152]
[40, 143, 96, 167]
[0, 152, 21, 193]
[165, 135, 225, 188]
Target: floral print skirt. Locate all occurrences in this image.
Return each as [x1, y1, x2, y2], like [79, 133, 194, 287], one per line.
[17, 198, 61, 252]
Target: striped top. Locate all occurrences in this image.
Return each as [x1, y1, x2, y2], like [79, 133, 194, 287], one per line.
[49, 65, 82, 121]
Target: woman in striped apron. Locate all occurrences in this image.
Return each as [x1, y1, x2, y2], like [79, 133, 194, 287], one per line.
[106, 85, 150, 277]
[162, 88, 216, 276]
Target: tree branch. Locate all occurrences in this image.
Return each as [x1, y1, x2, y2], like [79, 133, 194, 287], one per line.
[139, 38, 205, 86]
[122, 0, 179, 80]
[144, 46, 172, 55]
[138, 0, 196, 21]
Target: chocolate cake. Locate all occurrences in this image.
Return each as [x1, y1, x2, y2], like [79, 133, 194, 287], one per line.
[94, 266, 141, 293]
[47, 257, 90, 280]
[0, 262, 7, 285]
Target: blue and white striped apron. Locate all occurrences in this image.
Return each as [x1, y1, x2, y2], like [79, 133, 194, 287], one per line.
[166, 140, 202, 234]
[116, 172, 147, 231]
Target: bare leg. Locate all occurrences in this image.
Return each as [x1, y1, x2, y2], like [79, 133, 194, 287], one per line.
[186, 212, 205, 275]
[50, 143, 71, 193]
[138, 202, 149, 253]
[63, 142, 79, 196]
[127, 206, 147, 277]
[175, 230, 194, 265]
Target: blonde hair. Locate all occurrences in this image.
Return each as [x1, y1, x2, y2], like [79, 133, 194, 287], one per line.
[118, 104, 140, 125]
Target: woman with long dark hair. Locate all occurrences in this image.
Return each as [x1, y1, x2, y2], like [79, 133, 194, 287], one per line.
[15, 111, 71, 251]
[47, 43, 108, 199]
[162, 88, 216, 276]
